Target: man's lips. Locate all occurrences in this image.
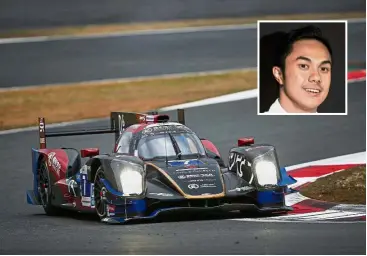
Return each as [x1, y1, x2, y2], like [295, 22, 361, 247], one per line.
[302, 86, 322, 95]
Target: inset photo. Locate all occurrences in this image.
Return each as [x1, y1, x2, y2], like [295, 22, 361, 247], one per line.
[257, 20, 347, 115]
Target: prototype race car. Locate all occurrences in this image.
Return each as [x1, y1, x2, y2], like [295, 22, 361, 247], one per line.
[26, 110, 297, 224]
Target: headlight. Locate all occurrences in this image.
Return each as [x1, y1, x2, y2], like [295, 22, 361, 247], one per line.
[120, 169, 143, 196]
[111, 159, 145, 196]
[254, 161, 278, 186]
[253, 147, 280, 186]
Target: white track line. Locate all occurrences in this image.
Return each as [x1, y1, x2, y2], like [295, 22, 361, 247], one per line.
[0, 67, 251, 92]
[285, 192, 309, 206]
[230, 219, 366, 224]
[277, 210, 363, 220]
[249, 210, 365, 221]
[159, 89, 258, 111]
[300, 212, 365, 220]
[285, 151, 366, 171]
[0, 118, 108, 135]
[233, 214, 366, 223]
[0, 24, 258, 45]
[0, 18, 364, 45]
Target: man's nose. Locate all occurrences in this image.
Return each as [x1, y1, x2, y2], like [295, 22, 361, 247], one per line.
[308, 70, 321, 84]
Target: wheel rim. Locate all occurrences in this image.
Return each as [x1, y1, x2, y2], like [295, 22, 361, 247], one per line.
[94, 171, 107, 217]
[38, 162, 49, 208]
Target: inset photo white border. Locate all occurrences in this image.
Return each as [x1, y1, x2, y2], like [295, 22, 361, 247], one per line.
[257, 19, 348, 116]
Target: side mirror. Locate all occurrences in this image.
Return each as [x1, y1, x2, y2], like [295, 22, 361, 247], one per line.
[81, 148, 99, 158]
[238, 137, 254, 147]
[200, 138, 221, 157]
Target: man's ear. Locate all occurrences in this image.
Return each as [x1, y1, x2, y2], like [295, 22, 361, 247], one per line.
[272, 66, 284, 85]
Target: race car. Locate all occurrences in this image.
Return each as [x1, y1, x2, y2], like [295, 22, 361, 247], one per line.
[26, 109, 297, 224]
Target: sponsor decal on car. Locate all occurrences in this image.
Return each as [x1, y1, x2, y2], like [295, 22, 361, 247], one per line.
[178, 173, 215, 179]
[75, 173, 81, 182]
[39, 119, 45, 133]
[168, 159, 204, 168]
[118, 114, 125, 133]
[81, 196, 91, 207]
[188, 183, 199, 189]
[145, 115, 155, 123]
[90, 184, 95, 208]
[47, 152, 61, 176]
[138, 115, 146, 122]
[107, 205, 115, 216]
[228, 186, 254, 193]
[80, 173, 91, 198]
[175, 167, 216, 173]
[200, 183, 217, 188]
[100, 187, 107, 200]
[80, 165, 89, 175]
[185, 179, 204, 183]
[142, 125, 192, 136]
[66, 178, 78, 197]
[149, 192, 174, 197]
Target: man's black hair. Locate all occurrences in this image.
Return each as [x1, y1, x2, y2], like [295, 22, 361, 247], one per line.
[275, 25, 333, 73]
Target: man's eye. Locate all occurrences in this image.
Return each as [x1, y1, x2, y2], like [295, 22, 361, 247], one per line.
[320, 67, 330, 73]
[298, 64, 309, 70]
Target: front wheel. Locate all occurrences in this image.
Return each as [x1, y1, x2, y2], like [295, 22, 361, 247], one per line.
[93, 166, 108, 219]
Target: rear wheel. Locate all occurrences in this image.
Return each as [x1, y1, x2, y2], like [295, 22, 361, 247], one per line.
[37, 160, 59, 215]
[93, 167, 108, 219]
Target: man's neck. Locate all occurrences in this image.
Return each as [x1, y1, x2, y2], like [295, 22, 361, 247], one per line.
[279, 90, 317, 113]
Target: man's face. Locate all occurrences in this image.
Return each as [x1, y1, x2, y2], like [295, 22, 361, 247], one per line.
[278, 39, 332, 112]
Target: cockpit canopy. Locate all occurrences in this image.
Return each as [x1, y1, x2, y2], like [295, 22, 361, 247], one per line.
[115, 124, 207, 161]
[138, 132, 206, 160]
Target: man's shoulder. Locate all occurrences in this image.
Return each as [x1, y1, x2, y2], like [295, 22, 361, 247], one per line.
[265, 98, 319, 114]
[265, 98, 287, 113]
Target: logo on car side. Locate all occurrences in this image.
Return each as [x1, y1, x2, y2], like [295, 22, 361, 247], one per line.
[188, 184, 199, 189]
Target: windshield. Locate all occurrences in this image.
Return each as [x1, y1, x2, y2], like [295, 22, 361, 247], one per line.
[137, 132, 206, 160]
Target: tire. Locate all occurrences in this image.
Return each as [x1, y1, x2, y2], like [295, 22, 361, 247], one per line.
[93, 166, 108, 219]
[37, 160, 59, 216]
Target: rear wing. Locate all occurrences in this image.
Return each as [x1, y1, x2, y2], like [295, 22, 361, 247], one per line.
[38, 109, 186, 149]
